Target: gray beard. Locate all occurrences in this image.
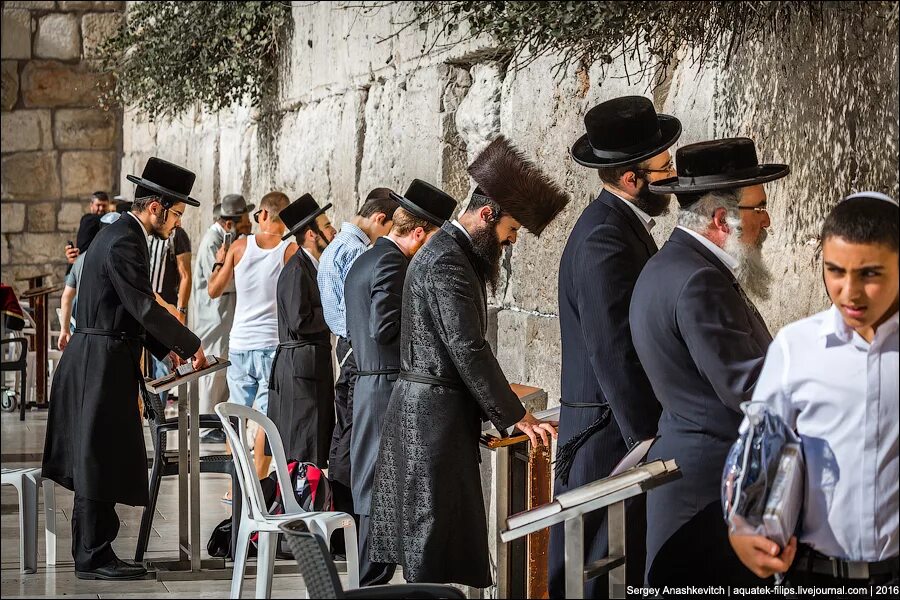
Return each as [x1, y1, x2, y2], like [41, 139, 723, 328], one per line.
[724, 226, 773, 301]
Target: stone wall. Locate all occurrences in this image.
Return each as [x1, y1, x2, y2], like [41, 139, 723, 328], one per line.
[121, 2, 898, 407]
[1, 0, 124, 294]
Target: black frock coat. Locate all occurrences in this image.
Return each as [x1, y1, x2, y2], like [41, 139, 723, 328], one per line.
[369, 222, 526, 588]
[344, 237, 408, 516]
[267, 248, 334, 466]
[42, 215, 200, 506]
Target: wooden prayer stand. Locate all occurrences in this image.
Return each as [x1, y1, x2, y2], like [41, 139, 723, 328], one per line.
[480, 384, 558, 599]
[18, 274, 63, 419]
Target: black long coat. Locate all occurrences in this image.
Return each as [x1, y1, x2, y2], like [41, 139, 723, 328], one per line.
[267, 249, 334, 465]
[344, 237, 408, 516]
[42, 215, 201, 506]
[630, 227, 772, 586]
[551, 190, 662, 596]
[369, 223, 526, 588]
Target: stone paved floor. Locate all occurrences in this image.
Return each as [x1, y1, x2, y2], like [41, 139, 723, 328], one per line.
[0, 407, 372, 598]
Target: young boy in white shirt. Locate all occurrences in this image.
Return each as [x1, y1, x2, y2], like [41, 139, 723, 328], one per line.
[729, 192, 899, 587]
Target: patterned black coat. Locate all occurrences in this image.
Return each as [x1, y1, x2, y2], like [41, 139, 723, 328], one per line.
[42, 215, 200, 506]
[369, 222, 526, 587]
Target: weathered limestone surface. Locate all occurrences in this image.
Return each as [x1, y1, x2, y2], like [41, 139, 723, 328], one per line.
[81, 12, 123, 58]
[61, 150, 115, 197]
[1, 150, 60, 200]
[1, 9, 33, 60]
[1, 108, 53, 152]
[53, 107, 117, 149]
[34, 13, 81, 60]
[1, 60, 20, 110]
[21, 60, 108, 107]
[1, 203, 26, 233]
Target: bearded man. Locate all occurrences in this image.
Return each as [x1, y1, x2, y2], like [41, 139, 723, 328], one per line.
[630, 137, 789, 587]
[42, 158, 208, 580]
[369, 136, 569, 588]
[551, 95, 681, 597]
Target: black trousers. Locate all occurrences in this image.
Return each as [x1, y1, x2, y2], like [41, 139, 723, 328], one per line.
[72, 495, 119, 571]
[329, 336, 357, 488]
[359, 513, 396, 586]
[330, 479, 355, 556]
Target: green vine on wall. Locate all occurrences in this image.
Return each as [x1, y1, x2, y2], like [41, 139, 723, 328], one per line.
[97, 1, 290, 120]
[401, 1, 866, 79]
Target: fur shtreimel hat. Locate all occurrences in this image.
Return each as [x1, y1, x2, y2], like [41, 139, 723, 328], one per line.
[467, 136, 570, 236]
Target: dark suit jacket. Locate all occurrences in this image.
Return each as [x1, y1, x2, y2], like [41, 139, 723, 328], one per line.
[630, 226, 772, 584]
[43, 214, 201, 506]
[550, 189, 662, 595]
[345, 236, 408, 515]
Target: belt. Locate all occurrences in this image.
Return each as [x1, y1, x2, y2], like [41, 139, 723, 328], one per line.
[358, 368, 401, 377]
[796, 545, 900, 580]
[74, 327, 143, 342]
[277, 337, 328, 350]
[399, 371, 464, 390]
[560, 400, 607, 408]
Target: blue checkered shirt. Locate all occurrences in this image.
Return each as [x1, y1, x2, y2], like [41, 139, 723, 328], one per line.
[317, 222, 370, 338]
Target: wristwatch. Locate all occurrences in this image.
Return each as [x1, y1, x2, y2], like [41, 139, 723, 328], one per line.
[213, 262, 224, 271]
[177, 306, 188, 315]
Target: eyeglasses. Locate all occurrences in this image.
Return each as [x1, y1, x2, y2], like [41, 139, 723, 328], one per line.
[253, 209, 263, 223]
[737, 204, 768, 214]
[636, 161, 675, 174]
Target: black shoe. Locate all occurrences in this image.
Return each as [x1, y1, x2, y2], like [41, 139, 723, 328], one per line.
[200, 429, 226, 444]
[76, 557, 148, 580]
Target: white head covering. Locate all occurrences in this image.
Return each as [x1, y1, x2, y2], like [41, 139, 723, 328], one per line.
[100, 211, 122, 225]
[842, 191, 899, 206]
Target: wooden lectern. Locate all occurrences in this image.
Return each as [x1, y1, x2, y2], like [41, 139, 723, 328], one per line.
[18, 274, 63, 419]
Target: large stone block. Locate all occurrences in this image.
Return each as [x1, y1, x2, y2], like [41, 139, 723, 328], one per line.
[4, 2, 57, 9]
[57, 201, 85, 230]
[53, 108, 117, 149]
[495, 309, 562, 405]
[1, 60, 19, 110]
[81, 12, 122, 58]
[1, 202, 26, 233]
[21, 60, 108, 107]
[1, 150, 60, 200]
[1, 9, 32, 60]
[60, 150, 114, 197]
[122, 108, 157, 152]
[28, 201, 57, 232]
[34, 13, 80, 60]
[0, 108, 52, 152]
[59, 1, 123, 10]
[5, 231, 71, 265]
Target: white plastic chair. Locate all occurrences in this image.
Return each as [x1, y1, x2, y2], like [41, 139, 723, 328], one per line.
[215, 403, 359, 599]
[1, 467, 57, 573]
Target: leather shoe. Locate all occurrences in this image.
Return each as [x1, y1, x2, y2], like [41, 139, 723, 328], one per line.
[76, 556, 148, 580]
[201, 429, 226, 444]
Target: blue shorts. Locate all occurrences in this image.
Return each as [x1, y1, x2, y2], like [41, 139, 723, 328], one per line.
[226, 347, 276, 414]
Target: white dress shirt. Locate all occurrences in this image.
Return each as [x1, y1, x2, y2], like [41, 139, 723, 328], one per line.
[607, 189, 656, 233]
[747, 305, 899, 561]
[302, 247, 319, 270]
[451, 219, 472, 242]
[676, 225, 739, 277]
[128, 211, 151, 242]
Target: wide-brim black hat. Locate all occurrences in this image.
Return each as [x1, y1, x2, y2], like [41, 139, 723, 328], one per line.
[280, 193, 332, 241]
[571, 95, 682, 168]
[126, 157, 199, 207]
[389, 180, 457, 227]
[649, 137, 790, 196]
[468, 136, 570, 236]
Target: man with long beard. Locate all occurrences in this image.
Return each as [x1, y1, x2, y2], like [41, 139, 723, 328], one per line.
[551, 95, 681, 597]
[369, 136, 568, 588]
[630, 137, 788, 587]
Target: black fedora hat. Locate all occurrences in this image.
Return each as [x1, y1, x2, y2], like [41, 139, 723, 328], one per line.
[280, 193, 332, 241]
[571, 96, 682, 168]
[649, 137, 790, 196]
[220, 193, 255, 218]
[126, 157, 199, 207]
[389, 179, 457, 227]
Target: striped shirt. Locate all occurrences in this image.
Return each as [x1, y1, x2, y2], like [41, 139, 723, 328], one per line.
[148, 227, 191, 305]
[317, 222, 370, 338]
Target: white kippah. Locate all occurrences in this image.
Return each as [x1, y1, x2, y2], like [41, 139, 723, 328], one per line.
[100, 212, 122, 224]
[842, 191, 899, 206]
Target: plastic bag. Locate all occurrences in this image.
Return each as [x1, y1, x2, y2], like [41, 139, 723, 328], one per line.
[722, 401, 804, 548]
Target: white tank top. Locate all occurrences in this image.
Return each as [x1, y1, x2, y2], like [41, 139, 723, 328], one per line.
[230, 234, 289, 351]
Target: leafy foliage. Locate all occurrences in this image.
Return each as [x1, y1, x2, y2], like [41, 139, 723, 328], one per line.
[404, 1, 861, 78]
[97, 1, 290, 120]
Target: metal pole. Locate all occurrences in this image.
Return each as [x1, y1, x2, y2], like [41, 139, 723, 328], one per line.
[495, 446, 510, 598]
[607, 500, 626, 599]
[564, 515, 584, 599]
[189, 378, 201, 571]
[177, 381, 189, 562]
